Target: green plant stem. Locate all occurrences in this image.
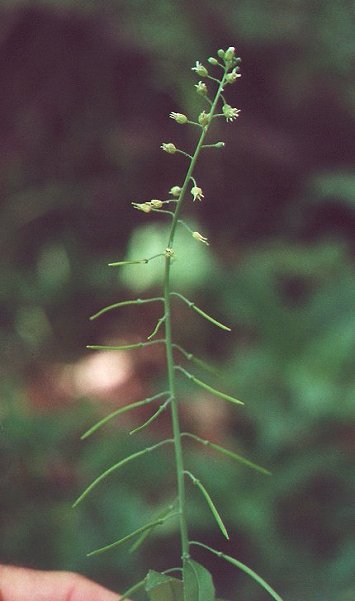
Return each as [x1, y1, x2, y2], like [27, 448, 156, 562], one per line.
[164, 258, 190, 561]
[163, 68, 229, 566]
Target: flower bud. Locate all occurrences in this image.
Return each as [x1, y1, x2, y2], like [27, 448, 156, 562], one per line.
[169, 186, 182, 197]
[224, 46, 236, 62]
[161, 142, 177, 154]
[217, 49, 225, 59]
[195, 81, 208, 96]
[225, 68, 241, 84]
[132, 202, 152, 213]
[208, 57, 218, 65]
[198, 111, 210, 127]
[169, 112, 188, 124]
[150, 199, 163, 208]
[191, 61, 208, 77]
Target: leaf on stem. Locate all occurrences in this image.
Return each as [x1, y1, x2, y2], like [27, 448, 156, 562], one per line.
[90, 297, 164, 320]
[108, 253, 165, 267]
[87, 512, 179, 557]
[80, 391, 170, 440]
[108, 259, 149, 267]
[190, 541, 284, 601]
[147, 314, 167, 340]
[184, 470, 229, 540]
[72, 439, 173, 507]
[183, 559, 215, 601]
[172, 344, 220, 376]
[129, 499, 178, 554]
[86, 339, 165, 351]
[170, 292, 231, 331]
[145, 570, 184, 601]
[176, 366, 244, 406]
[129, 397, 172, 435]
[182, 432, 271, 476]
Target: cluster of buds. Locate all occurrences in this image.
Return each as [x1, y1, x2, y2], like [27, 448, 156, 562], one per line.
[218, 46, 241, 65]
[207, 47, 241, 83]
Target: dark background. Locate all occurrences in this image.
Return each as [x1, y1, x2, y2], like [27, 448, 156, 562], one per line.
[0, 2, 355, 600]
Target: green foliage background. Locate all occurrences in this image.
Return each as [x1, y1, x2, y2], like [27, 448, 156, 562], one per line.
[0, 2, 354, 600]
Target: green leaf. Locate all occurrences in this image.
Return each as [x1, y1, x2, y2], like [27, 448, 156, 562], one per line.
[72, 438, 173, 506]
[89, 296, 163, 320]
[145, 570, 184, 601]
[183, 560, 215, 601]
[184, 471, 229, 539]
[170, 291, 231, 331]
[181, 432, 271, 476]
[81, 391, 169, 439]
[87, 510, 179, 557]
[176, 366, 244, 406]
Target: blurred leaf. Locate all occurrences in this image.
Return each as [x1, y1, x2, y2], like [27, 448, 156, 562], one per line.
[309, 172, 355, 209]
[183, 560, 215, 601]
[145, 570, 183, 601]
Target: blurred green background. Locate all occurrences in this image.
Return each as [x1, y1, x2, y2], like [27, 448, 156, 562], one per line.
[0, 1, 355, 600]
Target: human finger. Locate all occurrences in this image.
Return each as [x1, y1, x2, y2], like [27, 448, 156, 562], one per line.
[0, 565, 121, 601]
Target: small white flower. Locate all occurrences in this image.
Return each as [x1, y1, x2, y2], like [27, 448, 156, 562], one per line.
[191, 186, 204, 202]
[222, 104, 241, 122]
[161, 142, 177, 154]
[132, 202, 152, 213]
[195, 81, 208, 96]
[169, 112, 188, 124]
[191, 61, 208, 77]
[225, 68, 241, 84]
[193, 231, 209, 245]
[198, 111, 210, 127]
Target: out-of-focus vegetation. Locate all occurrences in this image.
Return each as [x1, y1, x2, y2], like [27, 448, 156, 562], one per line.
[0, 2, 354, 600]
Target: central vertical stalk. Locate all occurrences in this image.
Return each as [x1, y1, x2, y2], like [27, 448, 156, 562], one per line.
[164, 255, 190, 560]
